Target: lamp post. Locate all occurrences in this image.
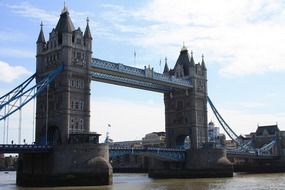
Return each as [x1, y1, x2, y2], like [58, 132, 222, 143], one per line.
[105, 123, 111, 144]
[45, 84, 49, 145]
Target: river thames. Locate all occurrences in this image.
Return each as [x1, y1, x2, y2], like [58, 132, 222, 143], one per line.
[1, 172, 285, 190]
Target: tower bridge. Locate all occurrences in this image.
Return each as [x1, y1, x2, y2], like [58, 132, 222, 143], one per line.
[0, 5, 283, 187]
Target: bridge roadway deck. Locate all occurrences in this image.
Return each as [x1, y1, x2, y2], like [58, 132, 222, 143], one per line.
[0, 144, 53, 154]
[109, 147, 186, 161]
[0, 144, 278, 160]
[226, 150, 279, 160]
[91, 58, 193, 93]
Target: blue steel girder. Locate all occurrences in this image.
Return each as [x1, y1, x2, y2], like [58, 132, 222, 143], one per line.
[208, 96, 278, 156]
[0, 64, 64, 121]
[91, 58, 192, 91]
[91, 72, 173, 93]
[109, 147, 185, 162]
[207, 96, 249, 149]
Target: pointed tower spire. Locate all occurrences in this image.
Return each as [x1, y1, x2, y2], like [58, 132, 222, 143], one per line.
[62, 0, 68, 14]
[84, 17, 92, 39]
[163, 57, 169, 74]
[181, 41, 187, 51]
[37, 21, 46, 44]
[190, 50, 195, 67]
[55, 2, 75, 34]
[201, 54, 206, 70]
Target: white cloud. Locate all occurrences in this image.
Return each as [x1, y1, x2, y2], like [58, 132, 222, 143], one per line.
[0, 60, 31, 83]
[99, 0, 285, 77]
[7, 2, 58, 26]
[0, 31, 28, 42]
[0, 47, 34, 58]
[7, 1, 285, 76]
[6, 2, 111, 40]
[224, 101, 269, 110]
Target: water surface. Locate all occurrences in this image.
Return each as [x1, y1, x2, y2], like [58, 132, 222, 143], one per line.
[1, 171, 285, 190]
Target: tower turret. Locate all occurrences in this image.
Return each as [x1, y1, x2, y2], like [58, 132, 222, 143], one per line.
[173, 44, 194, 77]
[55, 6, 74, 46]
[163, 57, 169, 75]
[201, 54, 206, 70]
[36, 22, 46, 74]
[84, 17, 92, 50]
[36, 22, 46, 54]
[190, 50, 195, 67]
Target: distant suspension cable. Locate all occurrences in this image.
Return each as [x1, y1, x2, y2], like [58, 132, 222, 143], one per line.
[207, 96, 276, 155]
[0, 64, 64, 144]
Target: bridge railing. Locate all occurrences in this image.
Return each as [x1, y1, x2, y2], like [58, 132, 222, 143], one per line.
[91, 58, 192, 89]
[91, 72, 172, 92]
[0, 144, 53, 153]
[109, 147, 185, 161]
[92, 58, 145, 76]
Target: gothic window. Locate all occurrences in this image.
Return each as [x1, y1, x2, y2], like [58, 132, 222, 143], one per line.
[71, 101, 74, 109]
[75, 101, 79, 109]
[76, 38, 81, 45]
[197, 80, 204, 92]
[178, 117, 183, 124]
[40, 103, 44, 111]
[80, 80, 84, 88]
[76, 52, 81, 59]
[80, 119, 84, 130]
[76, 80, 79, 88]
[71, 118, 74, 129]
[82, 55, 86, 66]
[57, 52, 60, 60]
[75, 121, 79, 129]
[177, 101, 184, 110]
[80, 101, 84, 110]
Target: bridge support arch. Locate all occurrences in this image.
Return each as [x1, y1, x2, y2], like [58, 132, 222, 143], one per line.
[47, 125, 62, 145]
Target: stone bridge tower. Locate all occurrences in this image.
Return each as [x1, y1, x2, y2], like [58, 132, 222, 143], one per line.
[163, 46, 208, 149]
[35, 6, 92, 144]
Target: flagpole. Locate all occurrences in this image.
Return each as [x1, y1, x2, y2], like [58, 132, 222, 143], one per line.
[105, 123, 111, 144]
[134, 49, 136, 66]
[159, 58, 162, 73]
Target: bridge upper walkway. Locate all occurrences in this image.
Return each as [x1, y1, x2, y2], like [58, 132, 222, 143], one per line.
[0, 144, 279, 161]
[91, 58, 192, 93]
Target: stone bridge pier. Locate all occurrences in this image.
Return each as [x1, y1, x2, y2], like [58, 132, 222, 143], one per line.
[148, 149, 233, 178]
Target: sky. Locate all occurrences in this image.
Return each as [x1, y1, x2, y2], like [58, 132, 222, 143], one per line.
[1, 0, 285, 144]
